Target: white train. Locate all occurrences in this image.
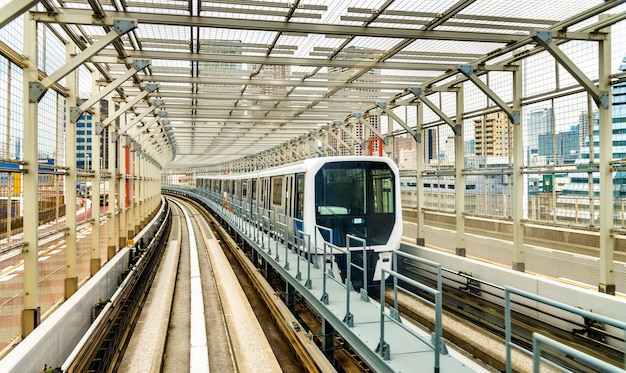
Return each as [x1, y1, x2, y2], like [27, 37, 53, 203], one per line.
[195, 156, 402, 289]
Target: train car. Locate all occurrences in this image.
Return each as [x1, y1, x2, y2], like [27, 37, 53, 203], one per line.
[196, 156, 402, 290]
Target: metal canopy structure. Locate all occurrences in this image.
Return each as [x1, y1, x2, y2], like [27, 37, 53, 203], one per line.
[3, 0, 625, 169]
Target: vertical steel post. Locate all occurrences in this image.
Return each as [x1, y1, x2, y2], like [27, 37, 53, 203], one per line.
[64, 42, 78, 298]
[415, 102, 426, 246]
[455, 84, 466, 257]
[598, 15, 615, 295]
[512, 59, 525, 272]
[22, 8, 40, 336]
[107, 98, 117, 259]
[90, 72, 101, 275]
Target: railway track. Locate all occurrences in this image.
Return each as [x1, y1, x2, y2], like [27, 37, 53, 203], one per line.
[170, 195, 336, 372]
[176, 193, 391, 372]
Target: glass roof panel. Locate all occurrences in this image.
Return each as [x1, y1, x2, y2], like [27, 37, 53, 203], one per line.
[10, 0, 622, 168]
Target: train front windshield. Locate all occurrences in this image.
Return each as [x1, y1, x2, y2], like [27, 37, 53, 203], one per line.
[315, 161, 395, 247]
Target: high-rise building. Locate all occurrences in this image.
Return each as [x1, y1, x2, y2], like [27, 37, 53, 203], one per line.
[538, 125, 580, 164]
[555, 56, 626, 224]
[75, 99, 108, 170]
[473, 112, 512, 156]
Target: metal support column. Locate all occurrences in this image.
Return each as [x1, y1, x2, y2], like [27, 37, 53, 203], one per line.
[322, 318, 336, 365]
[128, 142, 136, 239]
[285, 281, 296, 313]
[512, 61, 525, 272]
[107, 98, 117, 259]
[118, 132, 127, 248]
[598, 18, 615, 295]
[90, 72, 102, 275]
[415, 102, 426, 246]
[21, 10, 40, 336]
[64, 43, 78, 299]
[454, 85, 466, 257]
[386, 111, 394, 161]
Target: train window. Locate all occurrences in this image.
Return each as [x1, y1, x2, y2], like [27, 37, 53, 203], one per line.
[315, 162, 366, 216]
[315, 161, 395, 247]
[295, 173, 304, 219]
[272, 177, 283, 206]
[372, 164, 394, 214]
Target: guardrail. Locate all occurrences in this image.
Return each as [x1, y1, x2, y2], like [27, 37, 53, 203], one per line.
[504, 286, 626, 373]
[379, 266, 445, 370]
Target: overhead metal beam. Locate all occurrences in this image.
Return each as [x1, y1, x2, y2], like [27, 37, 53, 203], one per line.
[30, 9, 524, 44]
[133, 74, 416, 91]
[90, 50, 454, 72]
[29, 19, 137, 102]
[162, 116, 327, 124]
[456, 66, 520, 124]
[130, 91, 390, 104]
[0, 0, 38, 28]
[531, 30, 608, 109]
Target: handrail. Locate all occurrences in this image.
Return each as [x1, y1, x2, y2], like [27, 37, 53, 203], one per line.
[532, 333, 623, 373]
[505, 286, 626, 372]
[378, 267, 443, 372]
[346, 234, 369, 301]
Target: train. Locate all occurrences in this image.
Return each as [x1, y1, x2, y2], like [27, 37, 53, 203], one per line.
[195, 156, 403, 290]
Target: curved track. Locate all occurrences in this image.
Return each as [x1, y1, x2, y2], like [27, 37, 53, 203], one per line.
[120, 199, 281, 372]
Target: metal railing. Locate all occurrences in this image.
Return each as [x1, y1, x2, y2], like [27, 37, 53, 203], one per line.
[378, 267, 444, 372]
[504, 286, 626, 373]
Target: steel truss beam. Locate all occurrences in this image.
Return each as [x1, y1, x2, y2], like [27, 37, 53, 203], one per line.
[0, 0, 38, 28]
[30, 9, 524, 44]
[91, 51, 454, 72]
[532, 30, 609, 109]
[120, 100, 163, 133]
[456, 65, 520, 125]
[337, 120, 363, 147]
[316, 127, 337, 154]
[355, 112, 384, 140]
[28, 19, 137, 103]
[102, 83, 158, 128]
[377, 102, 421, 140]
[71, 60, 150, 122]
[327, 123, 353, 155]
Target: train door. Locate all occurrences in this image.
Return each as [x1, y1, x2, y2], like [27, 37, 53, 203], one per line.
[241, 179, 249, 212]
[293, 173, 304, 238]
[251, 178, 257, 209]
[261, 177, 270, 210]
[285, 174, 294, 217]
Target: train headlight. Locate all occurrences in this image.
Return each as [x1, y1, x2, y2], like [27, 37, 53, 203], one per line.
[381, 251, 391, 262]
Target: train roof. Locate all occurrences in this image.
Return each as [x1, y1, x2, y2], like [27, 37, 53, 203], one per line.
[196, 156, 398, 180]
